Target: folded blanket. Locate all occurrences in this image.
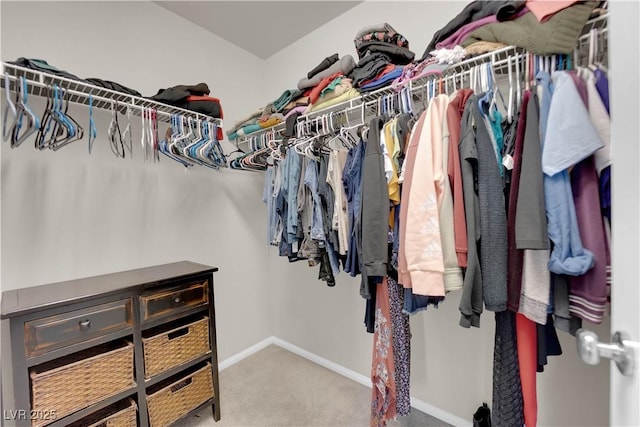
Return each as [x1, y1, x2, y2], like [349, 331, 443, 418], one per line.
[273, 89, 303, 112]
[298, 55, 356, 90]
[258, 114, 285, 129]
[309, 88, 360, 112]
[462, 1, 597, 55]
[360, 67, 404, 92]
[227, 108, 264, 136]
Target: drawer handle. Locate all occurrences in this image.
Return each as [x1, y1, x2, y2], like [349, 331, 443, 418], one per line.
[79, 320, 91, 330]
[170, 377, 193, 393]
[174, 297, 182, 304]
[168, 327, 189, 340]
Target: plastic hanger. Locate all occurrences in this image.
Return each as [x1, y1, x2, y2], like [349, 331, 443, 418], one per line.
[2, 73, 18, 142]
[11, 77, 40, 147]
[121, 106, 133, 158]
[108, 100, 125, 158]
[87, 95, 98, 153]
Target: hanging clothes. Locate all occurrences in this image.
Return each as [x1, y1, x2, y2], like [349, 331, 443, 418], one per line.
[458, 94, 484, 327]
[370, 277, 397, 427]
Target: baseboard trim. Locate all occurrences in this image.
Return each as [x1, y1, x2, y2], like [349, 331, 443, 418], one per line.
[270, 337, 373, 387]
[219, 336, 470, 427]
[269, 337, 470, 427]
[218, 336, 276, 371]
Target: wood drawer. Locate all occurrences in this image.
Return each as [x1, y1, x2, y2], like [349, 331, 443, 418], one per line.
[25, 299, 133, 357]
[140, 281, 208, 323]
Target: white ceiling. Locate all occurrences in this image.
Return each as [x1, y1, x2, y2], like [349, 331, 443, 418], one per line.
[155, 1, 362, 59]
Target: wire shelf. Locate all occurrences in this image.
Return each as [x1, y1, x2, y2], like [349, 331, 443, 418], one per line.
[234, 12, 608, 151]
[1, 62, 223, 126]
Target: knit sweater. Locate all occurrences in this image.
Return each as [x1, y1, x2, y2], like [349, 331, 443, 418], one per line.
[473, 96, 508, 312]
[462, 2, 597, 55]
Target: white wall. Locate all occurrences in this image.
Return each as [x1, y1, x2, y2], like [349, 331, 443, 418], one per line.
[264, 1, 610, 425]
[0, 0, 271, 366]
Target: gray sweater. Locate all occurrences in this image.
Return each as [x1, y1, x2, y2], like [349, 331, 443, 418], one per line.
[473, 97, 508, 312]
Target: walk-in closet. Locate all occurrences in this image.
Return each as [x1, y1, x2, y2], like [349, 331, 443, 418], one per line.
[1, 1, 639, 426]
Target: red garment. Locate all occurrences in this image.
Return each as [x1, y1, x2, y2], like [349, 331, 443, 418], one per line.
[370, 277, 397, 427]
[516, 313, 537, 427]
[308, 72, 343, 105]
[185, 95, 224, 140]
[446, 89, 473, 268]
[359, 64, 395, 88]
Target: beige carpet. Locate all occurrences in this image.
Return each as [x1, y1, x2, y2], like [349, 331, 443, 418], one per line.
[182, 345, 451, 427]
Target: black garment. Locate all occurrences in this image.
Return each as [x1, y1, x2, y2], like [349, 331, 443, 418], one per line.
[553, 274, 582, 336]
[420, 0, 527, 60]
[357, 42, 415, 65]
[361, 117, 389, 285]
[318, 250, 336, 286]
[148, 83, 210, 106]
[10, 57, 83, 81]
[349, 53, 392, 88]
[537, 315, 562, 372]
[307, 53, 339, 79]
[85, 78, 141, 97]
[492, 311, 524, 427]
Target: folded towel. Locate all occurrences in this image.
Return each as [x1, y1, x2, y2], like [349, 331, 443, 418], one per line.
[273, 89, 303, 112]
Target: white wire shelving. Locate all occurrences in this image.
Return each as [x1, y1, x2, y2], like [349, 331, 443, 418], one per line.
[233, 12, 608, 152]
[1, 61, 223, 126]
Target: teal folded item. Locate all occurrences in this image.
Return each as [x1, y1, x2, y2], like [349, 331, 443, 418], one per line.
[273, 89, 303, 112]
[321, 77, 343, 97]
[237, 123, 263, 137]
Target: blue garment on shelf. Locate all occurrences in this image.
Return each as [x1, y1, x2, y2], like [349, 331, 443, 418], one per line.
[359, 67, 403, 91]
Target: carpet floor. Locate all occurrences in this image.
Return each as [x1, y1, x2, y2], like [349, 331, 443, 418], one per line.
[182, 344, 451, 427]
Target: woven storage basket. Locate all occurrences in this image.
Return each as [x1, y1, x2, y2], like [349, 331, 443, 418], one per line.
[143, 317, 210, 379]
[147, 363, 214, 427]
[69, 399, 137, 427]
[30, 341, 135, 427]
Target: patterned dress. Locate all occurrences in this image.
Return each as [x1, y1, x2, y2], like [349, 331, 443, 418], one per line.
[371, 277, 397, 427]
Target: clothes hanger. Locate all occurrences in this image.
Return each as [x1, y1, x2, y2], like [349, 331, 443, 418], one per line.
[88, 95, 97, 154]
[11, 77, 40, 147]
[35, 85, 54, 150]
[50, 86, 84, 150]
[2, 73, 18, 142]
[121, 106, 133, 158]
[108, 100, 125, 158]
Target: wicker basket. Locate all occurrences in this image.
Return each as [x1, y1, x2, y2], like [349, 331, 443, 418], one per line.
[30, 341, 135, 427]
[68, 398, 137, 427]
[147, 364, 214, 427]
[143, 317, 210, 379]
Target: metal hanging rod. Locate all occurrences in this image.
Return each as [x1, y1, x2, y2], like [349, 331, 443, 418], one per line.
[1, 62, 223, 126]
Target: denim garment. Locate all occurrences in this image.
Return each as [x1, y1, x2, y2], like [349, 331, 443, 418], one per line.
[402, 288, 444, 315]
[343, 140, 366, 276]
[305, 158, 326, 243]
[285, 149, 302, 245]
